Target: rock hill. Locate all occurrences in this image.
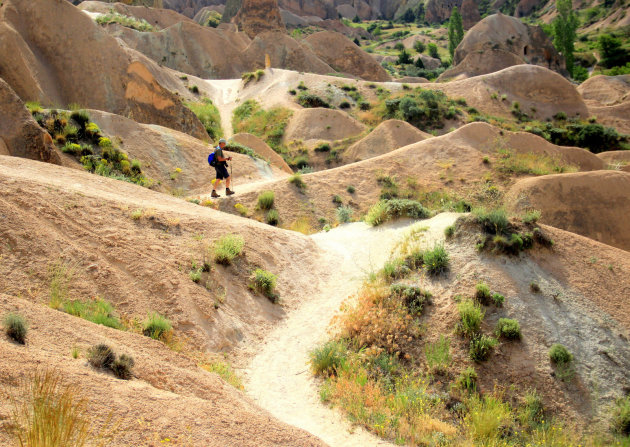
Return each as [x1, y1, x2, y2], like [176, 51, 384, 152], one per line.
[439, 13, 566, 81]
[234, 0, 286, 38]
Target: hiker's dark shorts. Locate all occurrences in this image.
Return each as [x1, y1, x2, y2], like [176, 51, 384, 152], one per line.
[215, 164, 229, 180]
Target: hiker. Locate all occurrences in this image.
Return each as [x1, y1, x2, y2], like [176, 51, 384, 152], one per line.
[211, 138, 234, 197]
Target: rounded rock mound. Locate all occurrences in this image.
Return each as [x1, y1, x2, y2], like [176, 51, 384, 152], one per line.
[283, 108, 366, 144]
[506, 171, 630, 251]
[344, 119, 431, 162]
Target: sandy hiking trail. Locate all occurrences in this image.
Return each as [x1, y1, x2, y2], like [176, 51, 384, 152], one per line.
[243, 213, 461, 447]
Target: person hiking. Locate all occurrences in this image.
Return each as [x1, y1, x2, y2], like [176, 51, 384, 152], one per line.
[211, 138, 234, 197]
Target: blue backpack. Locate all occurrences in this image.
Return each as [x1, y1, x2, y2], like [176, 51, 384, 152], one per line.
[207, 150, 217, 167]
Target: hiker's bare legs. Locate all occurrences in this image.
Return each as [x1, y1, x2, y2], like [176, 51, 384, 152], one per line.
[226, 177, 231, 189]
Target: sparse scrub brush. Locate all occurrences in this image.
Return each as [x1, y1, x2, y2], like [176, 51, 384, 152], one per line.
[4, 313, 28, 344]
[111, 354, 135, 380]
[213, 234, 245, 265]
[142, 312, 172, 341]
[491, 293, 505, 307]
[612, 395, 630, 435]
[458, 299, 484, 337]
[549, 344, 572, 364]
[422, 243, 449, 275]
[473, 208, 509, 234]
[87, 344, 115, 369]
[475, 281, 491, 303]
[288, 172, 306, 189]
[457, 366, 477, 392]
[347, 185, 355, 193]
[469, 334, 498, 361]
[257, 191, 275, 210]
[444, 225, 455, 238]
[522, 209, 541, 224]
[390, 284, 431, 314]
[309, 340, 347, 376]
[253, 269, 278, 303]
[495, 318, 521, 339]
[266, 209, 279, 226]
[336, 205, 353, 223]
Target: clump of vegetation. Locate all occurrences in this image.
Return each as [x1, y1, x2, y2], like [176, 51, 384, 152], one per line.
[186, 99, 222, 140]
[96, 12, 155, 31]
[491, 293, 505, 307]
[288, 172, 306, 190]
[252, 269, 278, 303]
[424, 335, 451, 373]
[473, 208, 509, 234]
[458, 299, 484, 337]
[522, 209, 541, 224]
[7, 369, 112, 446]
[475, 281, 491, 303]
[232, 100, 292, 152]
[346, 185, 355, 193]
[365, 199, 430, 226]
[142, 312, 172, 341]
[549, 343, 572, 365]
[241, 69, 265, 86]
[421, 243, 449, 275]
[297, 93, 331, 109]
[314, 142, 331, 152]
[444, 224, 455, 238]
[88, 344, 134, 380]
[457, 366, 478, 392]
[390, 284, 432, 314]
[310, 340, 348, 376]
[213, 234, 245, 265]
[266, 209, 279, 226]
[4, 313, 28, 344]
[257, 190, 275, 210]
[469, 334, 498, 361]
[336, 205, 353, 223]
[495, 318, 521, 339]
[380, 88, 463, 131]
[611, 395, 630, 435]
[56, 297, 122, 329]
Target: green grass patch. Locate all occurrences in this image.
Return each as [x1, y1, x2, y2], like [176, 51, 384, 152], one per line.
[213, 234, 245, 265]
[3, 313, 28, 344]
[186, 99, 223, 141]
[232, 100, 292, 151]
[142, 312, 172, 341]
[201, 359, 244, 389]
[310, 339, 348, 376]
[457, 299, 484, 337]
[365, 199, 430, 226]
[96, 12, 155, 31]
[495, 318, 521, 340]
[252, 268, 278, 303]
[257, 190, 275, 210]
[58, 298, 122, 329]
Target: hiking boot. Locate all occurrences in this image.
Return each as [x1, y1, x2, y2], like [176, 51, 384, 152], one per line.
[226, 188, 235, 196]
[211, 190, 220, 198]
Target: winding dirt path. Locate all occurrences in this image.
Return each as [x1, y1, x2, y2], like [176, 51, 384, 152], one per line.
[243, 213, 461, 446]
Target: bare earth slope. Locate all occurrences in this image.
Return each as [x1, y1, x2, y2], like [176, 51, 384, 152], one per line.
[577, 75, 630, 134]
[0, 0, 205, 139]
[506, 170, 630, 251]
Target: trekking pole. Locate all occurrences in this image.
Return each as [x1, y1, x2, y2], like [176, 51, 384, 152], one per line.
[230, 162, 233, 190]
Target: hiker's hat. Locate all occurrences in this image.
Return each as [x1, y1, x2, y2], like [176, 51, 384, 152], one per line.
[219, 138, 227, 144]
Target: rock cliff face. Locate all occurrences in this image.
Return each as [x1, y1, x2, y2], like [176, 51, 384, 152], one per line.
[439, 13, 566, 81]
[0, 78, 60, 164]
[0, 0, 206, 139]
[234, 0, 287, 38]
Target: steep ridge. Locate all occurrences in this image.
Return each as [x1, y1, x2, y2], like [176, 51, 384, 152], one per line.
[0, 0, 206, 139]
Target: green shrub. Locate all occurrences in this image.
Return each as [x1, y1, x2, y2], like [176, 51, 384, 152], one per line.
[4, 313, 28, 344]
[185, 99, 222, 140]
[87, 344, 115, 369]
[297, 93, 331, 108]
[336, 205, 354, 223]
[314, 142, 331, 152]
[612, 395, 630, 435]
[253, 269, 278, 302]
[310, 340, 347, 376]
[444, 225, 455, 238]
[422, 243, 449, 275]
[475, 281, 491, 303]
[288, 172, 306, 189]
[189, 269, 202, 283]
[390, 284, 431, 314]
[381, 258, 411, 280]
[266, 209, 279, 226]
[62, 142, 82, 155]
[70, 109, 90, 127]
[495, 318, 521, 339]
[458, 299, 485, 337]
[111, 354, 135, 380]
[549, 344, 572, 364]
[214, 234, 245, 264]
[96, 11, 154, 31]
[365, 199, 430, 226]
[530, 282, 541, 293]
[424, 335, 451, 372]
[257, 191, 275, 210]
[85, 122, 100, 136]
[522, 209, 541, 224]
[469, 334, 498, 361]
[457, 366, 477, 391]
[347, 185, 355, 193]
[491, 293, 505, 307]
[142, 312, 172, 340]
[61, 298, 121, 329]
[332, 195, 343, 204]
[473, 208, 509, 234]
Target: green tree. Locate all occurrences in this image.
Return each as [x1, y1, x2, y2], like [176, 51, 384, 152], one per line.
[552, 0, 579, 77]
[397, 49, 412, 65]
[598, 34, 630, 68]
[448, 7, 464, 59]
[414, 40, 426, 54]
[428, 42, 439, 59]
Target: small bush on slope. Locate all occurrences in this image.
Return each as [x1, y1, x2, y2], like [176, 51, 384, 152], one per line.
[213, 234, 245, 265]
[3, 313, 28, 344]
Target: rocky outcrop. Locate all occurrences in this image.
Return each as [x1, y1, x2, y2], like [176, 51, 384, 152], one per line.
[345, 120, 430, 162]
[507, 171, 630, 251]
[79, 1, 195, 28]
[0, 78, 60, 164]
[302, 31, 390, 82]
[577, 75, 630, 134]
[234, 0, 286, 39]
[439, 13, 566, 81]
[460, 0, 481, 29]
[425, 0, 462, 24]
[222, 0, 242, 22]
[231, 133, 293, 174]
[0, 0, 206, 139]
